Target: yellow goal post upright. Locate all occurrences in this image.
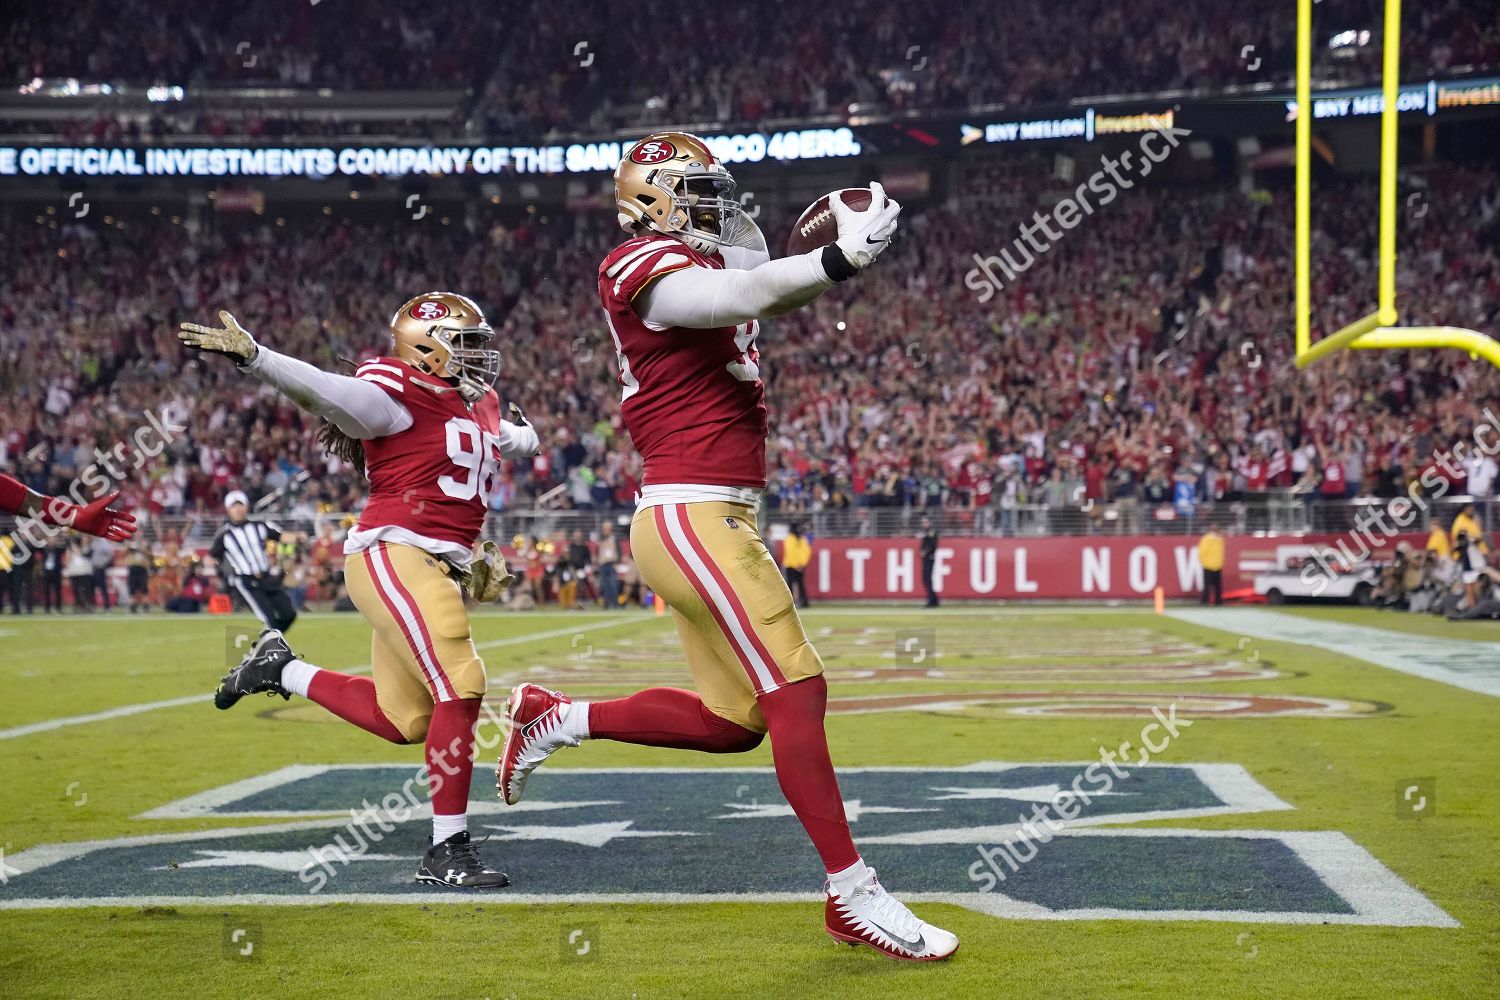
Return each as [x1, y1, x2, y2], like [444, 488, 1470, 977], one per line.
[1293, 0, 1500, 370]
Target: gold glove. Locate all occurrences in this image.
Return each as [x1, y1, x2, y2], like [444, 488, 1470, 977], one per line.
[464, 539, 515, 603]
[178, 309, 259, 362]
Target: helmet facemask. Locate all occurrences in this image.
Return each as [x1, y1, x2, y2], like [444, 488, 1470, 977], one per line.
[651, 164, 743, 255]
[440, 325, 501, 403]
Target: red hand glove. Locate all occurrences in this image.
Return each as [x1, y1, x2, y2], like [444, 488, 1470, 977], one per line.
[40, 491, 139, 541]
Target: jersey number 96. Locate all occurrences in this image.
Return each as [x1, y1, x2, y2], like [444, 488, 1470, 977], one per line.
[438, 417, 503, 502]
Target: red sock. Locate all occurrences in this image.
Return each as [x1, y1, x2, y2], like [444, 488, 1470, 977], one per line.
[758, 675, 860, 873]
[426, 697, 481, 819]
[305, 671, 409, 745]
[589, 688, 763, 752]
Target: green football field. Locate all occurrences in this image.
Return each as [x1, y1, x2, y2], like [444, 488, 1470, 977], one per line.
[1, 603, 1498, 999]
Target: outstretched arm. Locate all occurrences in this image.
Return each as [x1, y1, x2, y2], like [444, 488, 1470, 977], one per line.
[498, 402, 541, 457]
[637, 182, 901, 330]
[638, 250, 835, 328]
[179, 311, 412, 439]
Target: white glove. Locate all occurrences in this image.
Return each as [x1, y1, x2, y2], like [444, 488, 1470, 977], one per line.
[832, 182, 901, 270]
[178, 310, 259, 363]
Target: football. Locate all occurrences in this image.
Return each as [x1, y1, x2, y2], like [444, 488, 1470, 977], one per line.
[785, 187, 872, 256]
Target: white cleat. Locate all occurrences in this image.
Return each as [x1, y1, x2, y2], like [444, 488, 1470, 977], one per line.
[824, 870, 959, 961]
[496, 683, 579, 805]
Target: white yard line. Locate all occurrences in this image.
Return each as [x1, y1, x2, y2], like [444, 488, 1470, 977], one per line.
[0, 616, 657, 742]
[0, 694, 210, 741]
[1167, 607, 1500, 698]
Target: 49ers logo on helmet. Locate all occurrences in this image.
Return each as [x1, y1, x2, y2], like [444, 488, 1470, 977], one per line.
[410, 300, 450, 321]
[630, 140, 676, 165]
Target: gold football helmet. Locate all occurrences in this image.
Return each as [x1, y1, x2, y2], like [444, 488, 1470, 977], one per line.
[613, 131, 742, 255]
[389, 292, 500, 403]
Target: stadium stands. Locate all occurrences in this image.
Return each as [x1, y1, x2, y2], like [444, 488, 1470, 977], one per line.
[2, 163, 1496, 531]
[6, 0, 1498, 140]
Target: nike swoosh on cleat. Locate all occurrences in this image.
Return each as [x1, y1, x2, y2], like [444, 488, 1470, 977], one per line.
[869, 921, 925, 952]
[521, 708, 557, 739]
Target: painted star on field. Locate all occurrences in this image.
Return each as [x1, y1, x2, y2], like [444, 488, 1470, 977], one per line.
[481, 820, 698, 848]
[928, 784, 1134, 803]
[713, 800, 939, 822]
[151, 849, 408, 873]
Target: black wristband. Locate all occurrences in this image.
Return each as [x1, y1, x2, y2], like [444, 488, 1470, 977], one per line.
[820, 244, 859, 283]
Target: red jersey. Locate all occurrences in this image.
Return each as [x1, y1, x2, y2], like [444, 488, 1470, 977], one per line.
[352, 356, 506, 553]
[598, 236, 769, 488]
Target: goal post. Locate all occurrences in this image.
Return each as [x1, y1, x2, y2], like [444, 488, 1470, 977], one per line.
[1293, 0, 1500, 370]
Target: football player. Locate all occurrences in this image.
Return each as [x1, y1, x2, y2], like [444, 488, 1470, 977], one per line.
[498, 132, 959, 960]
[0, 474, 137, 541]
[179, 293, 538, 889]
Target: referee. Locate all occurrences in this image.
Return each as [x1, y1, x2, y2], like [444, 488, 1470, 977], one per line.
[211, 490, 297, 632]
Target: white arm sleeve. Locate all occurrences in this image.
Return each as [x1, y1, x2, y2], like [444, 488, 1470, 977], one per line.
[719, 215, 771, 271]
[496, 419, 540, 458]
[240, 348, 413, 439]
[638, 249, 834, 330]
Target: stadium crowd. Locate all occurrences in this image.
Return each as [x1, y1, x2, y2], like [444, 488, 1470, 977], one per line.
[6, 0, 1499, 140]
[2, 161, 1498, 524]
[1, 158, 1498, 612]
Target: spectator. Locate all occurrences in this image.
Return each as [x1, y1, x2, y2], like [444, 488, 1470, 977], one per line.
[39, 538, 65, 613]
[0, 534, 34, 614]
[124, 539, 152, 613]
[567, 529, 595, 607]
[1426, 520, 1453, 561]
[1455, 529, 1491, 609]
[1451, 503, 1489, 556]
[90, 535, 116, 611]
[65, 539, 94, 612]
[1466, 449, 1498, 501]
[165, 565, 213, 613]
[919, 516, 940, 608]
[1198, 526, 1225, 605]
[782, 522, 812, 609]
[596, 521, 621, 609]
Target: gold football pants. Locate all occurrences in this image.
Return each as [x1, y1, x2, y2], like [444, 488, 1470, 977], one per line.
[630, 502, 824, 732]
[343, 541, 486, 742]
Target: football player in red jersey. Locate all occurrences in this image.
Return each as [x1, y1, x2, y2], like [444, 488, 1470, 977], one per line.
[497, 132, 959, 959]
[0, 474, 137, 541]
[179, 293, 538, 889]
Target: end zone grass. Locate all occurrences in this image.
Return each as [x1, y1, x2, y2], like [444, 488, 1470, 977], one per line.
[1, 606, 1496, 999]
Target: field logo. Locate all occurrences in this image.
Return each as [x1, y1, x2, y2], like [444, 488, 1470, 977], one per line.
[0, 764, 1456, 928]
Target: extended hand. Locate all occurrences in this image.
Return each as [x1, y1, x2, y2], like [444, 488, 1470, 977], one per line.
[178, 310, 259, 362]
[42, 490, 138, 541]
[832, 182, 901, 270]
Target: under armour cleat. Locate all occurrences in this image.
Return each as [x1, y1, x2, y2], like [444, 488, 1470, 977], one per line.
[214, 629, 293, 710]
[497, 683, 579, 805]
[414, 831, 510, 889]
[825, 869, 959, 961]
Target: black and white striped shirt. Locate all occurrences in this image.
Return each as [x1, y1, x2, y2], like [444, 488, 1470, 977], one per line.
[210, 519, 281, 578]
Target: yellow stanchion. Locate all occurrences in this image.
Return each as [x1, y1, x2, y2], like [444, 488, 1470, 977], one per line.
[1293, 0, 1498, 371]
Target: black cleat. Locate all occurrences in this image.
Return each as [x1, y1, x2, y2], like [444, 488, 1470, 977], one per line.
[215, 629, 294, 710]
[414, 832, 511, 889]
